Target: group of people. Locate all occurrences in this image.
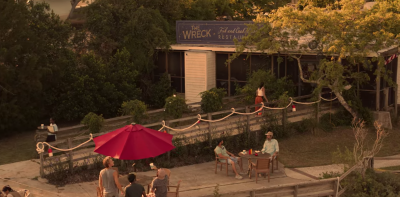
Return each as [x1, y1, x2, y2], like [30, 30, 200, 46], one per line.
[99, 156, 169, 197]
[214, 131, 279, 179]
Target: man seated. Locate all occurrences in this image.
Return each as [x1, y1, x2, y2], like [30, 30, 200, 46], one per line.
[124, 173, 146, 197]
[261, 131, 279, 160]
[214, 140, 246, 179]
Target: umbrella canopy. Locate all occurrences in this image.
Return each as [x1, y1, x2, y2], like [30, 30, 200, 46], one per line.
[93, 124, 175, 160]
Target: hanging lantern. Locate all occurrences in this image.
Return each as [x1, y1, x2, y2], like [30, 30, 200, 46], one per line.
[197, 120, 200, 124]
[48, 148, 53, 157]
[292, 104, 296, 112]
[163, 130, 167, 133]
[258, 112, 262, 116]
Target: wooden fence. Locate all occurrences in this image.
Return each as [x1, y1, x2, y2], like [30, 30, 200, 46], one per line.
[38, 93, 339, 177]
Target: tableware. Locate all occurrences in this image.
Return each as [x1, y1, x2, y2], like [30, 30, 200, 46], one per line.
[255, 153, 258, 156]
[41, 124, 44, 129]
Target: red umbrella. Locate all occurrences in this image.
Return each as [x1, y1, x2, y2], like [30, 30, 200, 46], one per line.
[93, 123, 175, 160]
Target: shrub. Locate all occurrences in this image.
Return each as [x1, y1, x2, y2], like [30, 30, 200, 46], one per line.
[164, 95, 187, 119]
[296, 118, 317, 134]
[261, 111, 293, 139]
[342, 87, 374, 125]
[150, 73, 174, 108]
[200, 88, 226, 113]
[345, 169, 400, 196]
[81, 112, 105, 134]
[236, 70, 295, 104]
[320, 171, 342, 179]
[121, 99, 147, 124]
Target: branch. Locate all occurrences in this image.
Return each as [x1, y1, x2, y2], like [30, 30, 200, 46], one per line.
[290, 55, 320, 84]
[0, 84, 15, 95]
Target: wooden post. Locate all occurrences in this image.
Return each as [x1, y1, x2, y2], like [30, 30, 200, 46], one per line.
[207, 113, 212, 147]
[246, 106, 251, 142]
[333, 180, 338, 197]
[40, 152, 44, 177]
[384, 87, 389, 111]
[166, 121, 171, 162]
[282, 109, 286, 132]
[250, 190, 255, 197]
[294, 185, 298, 197]
[67, 138, 74, 173]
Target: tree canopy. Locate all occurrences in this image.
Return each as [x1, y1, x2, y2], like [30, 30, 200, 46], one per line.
[234, 0, 400, 120]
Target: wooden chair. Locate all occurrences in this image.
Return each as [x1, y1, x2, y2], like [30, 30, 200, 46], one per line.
[250, 158, 270, 183]
[214, 150, 229, 176]
[167, 180, 182, 197]
[147, 168, 172, 192]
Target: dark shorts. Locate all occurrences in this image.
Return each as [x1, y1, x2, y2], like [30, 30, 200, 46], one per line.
[46, 135, 56, 142]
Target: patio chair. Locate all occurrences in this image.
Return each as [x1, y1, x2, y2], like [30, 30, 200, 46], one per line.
[147, 168, 172, 192]
[271, 154, 279, 173]
[167, 180, 181, 197]
[214, 150, 231, 176]
[250, 158, 270, 183]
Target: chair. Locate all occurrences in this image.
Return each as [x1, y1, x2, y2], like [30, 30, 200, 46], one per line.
[167, 180, 181, 197]
[271, 154, 279, 173]
[250, 158, 270, 183]
[147, 168, 172, 192]
[214, 150, 229, 176]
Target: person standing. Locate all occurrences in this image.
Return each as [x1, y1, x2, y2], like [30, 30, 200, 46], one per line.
[255, 82, 268, 114]
[124, 173, 146, 197]
[99, 156, 124, 197]
[45, 118, 58, 142]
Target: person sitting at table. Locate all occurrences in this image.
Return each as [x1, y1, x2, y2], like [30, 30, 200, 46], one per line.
[215, 140, 246, 179]
[261, 131, 279, 159]
[124, 173, 146, 197]
[150, 169, 168, 197]
[1, 185, 22, 197]
[45, 117, 58, 142]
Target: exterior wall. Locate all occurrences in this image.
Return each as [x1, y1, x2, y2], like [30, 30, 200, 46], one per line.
[184, 50, 216, 104]
[206, 51, 216, 90]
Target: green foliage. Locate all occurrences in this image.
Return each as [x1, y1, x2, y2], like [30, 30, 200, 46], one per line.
[319, 171, 342, 179]
[331, 146, 355, 166]
[164, 96, 187, 119]
[345, 169, 400, 197]
[342, 87, 374, 125]
[237, 70, 295, 104]
[213, 184, 221, 197]
[295, 118, 317, 134]
[261, 112, 293, 139]
[121, 100, 147, 124]
[200, 88, 226, 113]
[150, 73, 174, 108]
[81, 112, 104, 134]
[183, 0, 216, 20]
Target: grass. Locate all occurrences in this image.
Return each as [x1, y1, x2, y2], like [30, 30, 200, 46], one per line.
[0, 130, 37, 165]
[380, 165, 400, 171]
[279, 126, 400, 168]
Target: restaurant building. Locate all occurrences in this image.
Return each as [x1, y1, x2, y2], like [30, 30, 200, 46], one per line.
[154, 21, 399, 112]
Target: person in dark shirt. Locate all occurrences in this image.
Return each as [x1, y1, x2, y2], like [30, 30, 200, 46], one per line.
[125, 173, 146, 197]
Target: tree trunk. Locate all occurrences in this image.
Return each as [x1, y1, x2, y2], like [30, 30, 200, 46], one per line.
[333, 90, 360, 120]
[67, 0, 81, 20]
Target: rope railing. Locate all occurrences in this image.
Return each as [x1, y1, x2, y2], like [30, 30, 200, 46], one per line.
[36, 134, 93, 154]
[158, 95, 337, 132]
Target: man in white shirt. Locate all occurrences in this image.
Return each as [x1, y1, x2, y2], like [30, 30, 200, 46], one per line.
[45, 118, 58, 142]
[261, 131, 279, 159]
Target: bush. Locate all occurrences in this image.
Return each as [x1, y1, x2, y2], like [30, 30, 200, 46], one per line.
[121, 99, 147, 124]
[260, 111, 293, 139]
[236, 70, 295, 104]
[150, 73, 174, 108]
[342, 87, 374, 125]
[296, 118, 317, 134]
[81, 112, 104, 134]
[345, 169, 400, 196]
[200, 88, 226, 113]
[164, 95, 187, 119]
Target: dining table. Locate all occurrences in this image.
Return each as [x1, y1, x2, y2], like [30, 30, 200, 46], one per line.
[238, 152, 271, 178]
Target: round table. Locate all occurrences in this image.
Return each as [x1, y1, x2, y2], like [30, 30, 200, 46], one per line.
[238, 152, 271, 178]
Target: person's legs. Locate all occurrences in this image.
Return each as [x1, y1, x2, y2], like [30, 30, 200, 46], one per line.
[228, 159, 239, 175]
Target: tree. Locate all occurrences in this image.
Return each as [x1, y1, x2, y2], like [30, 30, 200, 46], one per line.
[234, 0, 400, 120]
[0, 0, 74, 134]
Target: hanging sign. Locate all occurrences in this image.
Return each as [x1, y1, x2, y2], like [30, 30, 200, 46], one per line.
[176, 21, 253, 45]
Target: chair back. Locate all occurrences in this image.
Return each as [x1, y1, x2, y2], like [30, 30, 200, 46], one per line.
[175, 180, 182, 193]
[256, 158, 271, 170]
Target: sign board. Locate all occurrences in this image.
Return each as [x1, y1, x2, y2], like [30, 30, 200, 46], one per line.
[176, 21, 253, 45]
